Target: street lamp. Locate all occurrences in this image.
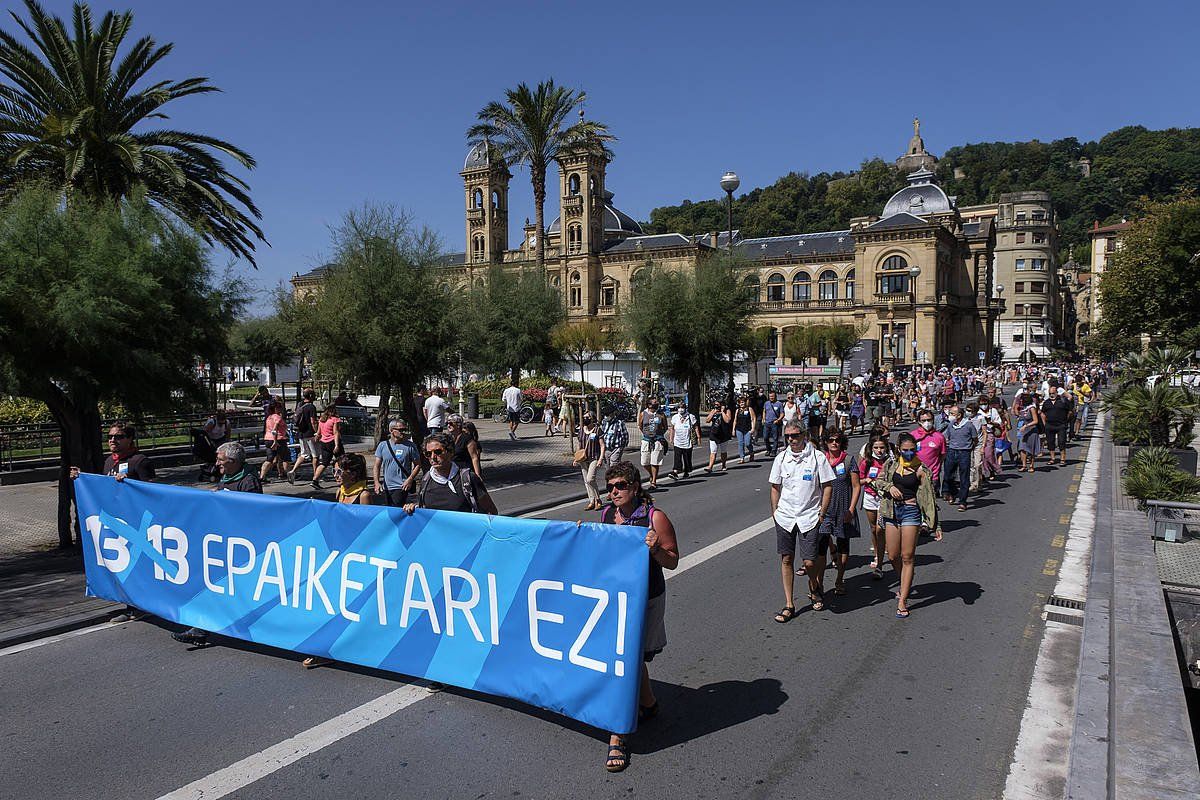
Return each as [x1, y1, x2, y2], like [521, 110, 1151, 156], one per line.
[1040, 311, 1050, 362]
[1022, 303, 1032, 363]
[720, 171, 739, 256]
[994, 285, 1004, 364]
[908, 264, 921, 365]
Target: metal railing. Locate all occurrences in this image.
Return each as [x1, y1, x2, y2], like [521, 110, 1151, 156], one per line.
[1146, 499, 1200, 543]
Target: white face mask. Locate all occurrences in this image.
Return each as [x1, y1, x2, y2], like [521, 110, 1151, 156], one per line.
[921, 421, 934, 431]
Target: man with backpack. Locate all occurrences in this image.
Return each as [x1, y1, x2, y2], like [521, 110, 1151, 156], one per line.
[288, 389, 320, 483]
[373, 419, 419, 506]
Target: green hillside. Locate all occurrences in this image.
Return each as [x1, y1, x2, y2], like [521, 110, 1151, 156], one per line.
[644, 126, 1200, 262]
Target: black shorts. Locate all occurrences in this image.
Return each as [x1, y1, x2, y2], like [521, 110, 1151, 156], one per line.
[1045, 425, 1068, 451]
[507, 410, 521, 423]
[776, 521, 827, 562]
[264, 440, 290, 463]
[384, 487, 409, 507]
[319, 440, 336, 466]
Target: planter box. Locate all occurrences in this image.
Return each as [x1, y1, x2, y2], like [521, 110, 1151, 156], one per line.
[1128, 445, 1199, 476]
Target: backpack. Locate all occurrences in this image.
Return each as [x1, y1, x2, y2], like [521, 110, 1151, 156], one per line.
[418, 467, 479, 513]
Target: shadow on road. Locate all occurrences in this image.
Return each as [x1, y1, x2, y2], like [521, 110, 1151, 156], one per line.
[632, 677, 788, 754]
[906, 580, 984, 611]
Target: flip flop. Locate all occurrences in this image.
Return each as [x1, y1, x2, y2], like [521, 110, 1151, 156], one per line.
[895, 608, 910, 619]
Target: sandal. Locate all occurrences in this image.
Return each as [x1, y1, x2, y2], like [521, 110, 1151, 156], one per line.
[301, 656, 332, 669]
[638, 701, 660, 722]
[811, 591, 825, 611]
[606, 741, 630, 772]
[833, 584, 846, 596]
[872, 567, 884, 580]
[895, 607, 910, 619]
[773, 606, 797, 623]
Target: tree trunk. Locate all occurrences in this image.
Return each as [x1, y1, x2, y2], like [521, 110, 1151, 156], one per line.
[687, 373, 703, 418]
[397, 379, 423, 441]
[533, 167, 546, 272]
[43, 384, 103, 550]
[268, 364, 277, 385]
[373, 384, 391, 444]
[510, 365, 521, 387]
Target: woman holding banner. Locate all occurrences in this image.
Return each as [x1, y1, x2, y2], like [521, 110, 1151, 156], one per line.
[599, 461, 680, 773]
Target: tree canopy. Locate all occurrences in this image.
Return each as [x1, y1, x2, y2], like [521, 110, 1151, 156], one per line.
[461, 264, 564, 385]
[0, 0, 265, 264]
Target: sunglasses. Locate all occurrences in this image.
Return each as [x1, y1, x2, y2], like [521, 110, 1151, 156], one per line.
[425, 448, 447, 456]
[606, 480, 632, 492]
[784, 434, 804, 441]
[108, 434, 128, 441]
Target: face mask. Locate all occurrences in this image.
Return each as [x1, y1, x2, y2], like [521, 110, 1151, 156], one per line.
[872, 450, 887, 460]
[900, 449, 917, 459]
[921, 421, 933, 431]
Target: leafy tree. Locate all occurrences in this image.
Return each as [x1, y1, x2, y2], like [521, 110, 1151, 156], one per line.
[468, 79, 612, 271]
[461, 264, 564, 386]
[0, 0, 265, 264]
[0, 186, 248, 546]
[303, 204, 456, 440]
[622, 255, 757, 416]
[552, 320, 611, 383]
[1098, 194, 1200, 343]
[782, 325, 824, 366]
[230, 315, 293, 385]
[820, 322, 869, 378]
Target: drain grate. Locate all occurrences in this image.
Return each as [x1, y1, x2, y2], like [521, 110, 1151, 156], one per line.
[1046, 610, 1085, 626]
[1047, 595, 1085, 610]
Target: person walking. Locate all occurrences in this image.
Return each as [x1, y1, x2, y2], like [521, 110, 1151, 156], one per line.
[197, 409, 230, 481]
[288, 389, 320, 483]
[258, 400, 293, 484]
[172, 441, 262, 647]
[638, 399, 669, 488]
[857, 434, 891, 579]
[849, 389, 866, 434]
[1016, 393, 1043, 472]
[576, 412, 605, 510]
[599, 462, 680, 772]
[769, 422, 835, 620]
[600, 407, 629, 469]
[762, 390, 784, 456]
[666, 402, 698, 479]
[447, 414, 483, 477]
[910, 409, 946, 489]
[423, 387, 449, 435]
[733, 396, 757, 464]
[311, 404, 341, 490]
[1041, 388, 1071, 466]
[502, 380, 524, 440]
[373, 419, 419, 507]
[819, 429, 861, 596]
[870, 432, 942, 618]
[941, 405, 977, 511]
[703, 401, 733, 473]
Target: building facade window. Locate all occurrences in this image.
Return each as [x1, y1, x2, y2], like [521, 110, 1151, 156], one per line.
[569, 271, 582, 307]
[878, 255, 910, 294]
[1031, 281, 1046, 293]
[766, 272, 785, 302]
[1033, 232, 1046, 244]
[492, 190, 502, 210]
[743, 274, 760, 303]
[818, 269, 838, 300]
[472, 234, 486, 262]
[1015, 281, 1025, 293]
[792, 272, 811, 301]
[600, 284, 616, 307]
[1031, 258, 1046, 270]
[845, 269, 855, 300]
[1016, 258, 1027, 271]
[1016, 232, 1026, 243]
[568, 174, 580, 196]
[567, 223, 582, 254]
[473, 189, 484, 209]
[1032, 210, 1046, 221]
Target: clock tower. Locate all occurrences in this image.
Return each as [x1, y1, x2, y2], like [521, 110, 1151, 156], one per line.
[461, 141, 510, 264]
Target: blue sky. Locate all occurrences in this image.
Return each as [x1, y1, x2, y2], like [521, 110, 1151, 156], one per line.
[18, 0, 1200, 310]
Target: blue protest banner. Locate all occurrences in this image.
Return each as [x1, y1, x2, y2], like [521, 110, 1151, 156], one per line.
[74, 474, 649, 733]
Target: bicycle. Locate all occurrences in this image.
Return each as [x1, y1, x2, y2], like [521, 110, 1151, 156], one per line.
[492, 404, 536, 424]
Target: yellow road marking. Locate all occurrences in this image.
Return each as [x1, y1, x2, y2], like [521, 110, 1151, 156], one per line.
[1059, 514, 1072, 525]
[1051, 534, 1065, 548]
[1042, 558, 1059, 576]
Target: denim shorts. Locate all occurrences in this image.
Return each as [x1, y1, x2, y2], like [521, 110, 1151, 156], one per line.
[884, 502, 922, 527]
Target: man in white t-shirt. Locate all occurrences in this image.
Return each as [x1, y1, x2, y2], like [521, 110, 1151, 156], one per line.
[501, 380, 523, 440]
[423, 387, 449, 434]
[769, 422, 834, 622]
[666, 402, 698, 479]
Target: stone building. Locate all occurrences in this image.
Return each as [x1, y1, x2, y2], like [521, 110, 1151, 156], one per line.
[1088, 220, 1131, 331]
[294, 125, 1049, 386]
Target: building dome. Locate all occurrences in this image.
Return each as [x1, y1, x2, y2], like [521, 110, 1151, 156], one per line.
[547, 190, 644, 236]
[880, 167, 953, 218]
[463, 141, 504, 171]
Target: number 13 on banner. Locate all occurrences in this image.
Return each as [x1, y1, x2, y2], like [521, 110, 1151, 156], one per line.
[84, 514, 189, 584]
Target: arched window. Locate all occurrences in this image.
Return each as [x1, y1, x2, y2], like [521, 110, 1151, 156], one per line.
[588, 176, 596, 194]
[743, 274, 760, 303]
[472, 189, 483, 209]
[568, 174, 581, 196]
[765, 327, 778, 356]
[567, 223, 583, 254]
[492, 190, 501, 210]
[792, 272, 811, 302]
[766, 273, 785, 302]
[818, 269, 838, 300]
[878, 255, 911, 294]
[569, 270, 582, 307]
[845, 268, 856, 300]
[472, 234, 486, 262]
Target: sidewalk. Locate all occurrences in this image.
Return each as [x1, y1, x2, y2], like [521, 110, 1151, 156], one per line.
[0, 421, 591, 648]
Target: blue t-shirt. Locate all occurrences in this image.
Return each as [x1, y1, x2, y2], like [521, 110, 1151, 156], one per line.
[374, 439, 418, 489]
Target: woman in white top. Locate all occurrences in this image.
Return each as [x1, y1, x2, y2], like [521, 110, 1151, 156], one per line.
[666, 403, 698, 479]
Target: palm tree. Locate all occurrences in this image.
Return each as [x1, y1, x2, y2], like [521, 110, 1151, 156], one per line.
[467, 79, 612, 270]
[0, 1, 265, 264]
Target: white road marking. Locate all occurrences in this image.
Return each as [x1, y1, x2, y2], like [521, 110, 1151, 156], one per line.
[153, 516, 772, 800]
[0, 577, 67, 594]
[0, 621, 122, 657]
[1002, 413, 1105, 800]
[157, 684, 429, 800]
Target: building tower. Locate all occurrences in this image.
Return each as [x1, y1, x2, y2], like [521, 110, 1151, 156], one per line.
[896, 117, 938, 174]
[461, 141, 510, 264]
[556, 140, 608, 258]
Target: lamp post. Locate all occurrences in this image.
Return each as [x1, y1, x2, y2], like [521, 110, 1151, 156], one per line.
[1022, 303, 1031, 363]
[994, 284, 1004, 364]
[720, 171, 739, 256]
[1040, 311, 1050, 362]
[908, 264, 921, 365]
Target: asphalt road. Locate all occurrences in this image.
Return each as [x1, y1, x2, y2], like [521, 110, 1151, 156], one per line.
[0, 429, 1090, 800]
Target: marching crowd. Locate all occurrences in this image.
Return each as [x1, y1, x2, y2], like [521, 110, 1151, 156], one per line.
[70, 359, 1107, 773]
